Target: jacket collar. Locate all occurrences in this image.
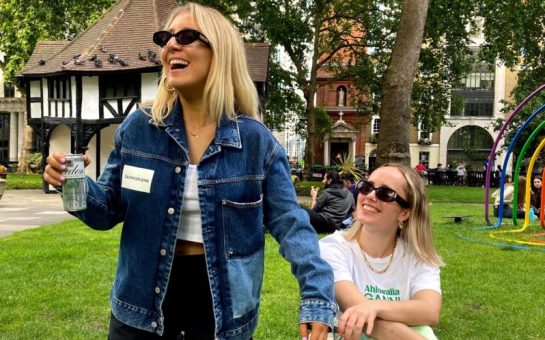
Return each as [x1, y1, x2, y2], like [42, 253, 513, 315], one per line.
[149, 98, 242, 149]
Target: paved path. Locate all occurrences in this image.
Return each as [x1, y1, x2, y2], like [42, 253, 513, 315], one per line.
[0, 189, 312, 238]
[0, 189, 74, 238]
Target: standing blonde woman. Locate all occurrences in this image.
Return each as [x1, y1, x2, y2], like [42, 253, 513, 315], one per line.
[319, 164, 444, 340]
[44, 3, 335, 339]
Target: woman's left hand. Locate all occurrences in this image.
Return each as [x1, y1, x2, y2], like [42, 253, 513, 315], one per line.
[299, 322, 329, 340]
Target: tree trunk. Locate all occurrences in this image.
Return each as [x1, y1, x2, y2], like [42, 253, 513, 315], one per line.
[17, 96, 32, 174]
[377, 0, 429, 166]
[303, 20, 323, 175]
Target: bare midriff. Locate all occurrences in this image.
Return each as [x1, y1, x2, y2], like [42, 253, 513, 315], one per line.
[175, 239, 205, 256]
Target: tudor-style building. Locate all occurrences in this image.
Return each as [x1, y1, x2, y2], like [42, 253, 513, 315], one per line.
[18, 0, 268, 191]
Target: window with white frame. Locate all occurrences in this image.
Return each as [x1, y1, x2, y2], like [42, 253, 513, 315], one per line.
[418, 122, 432, 144]
[419, 151, 430, 168]
[371, 116, 380, 134]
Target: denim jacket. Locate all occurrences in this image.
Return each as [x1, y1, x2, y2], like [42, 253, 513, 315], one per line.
[72, 101, 336, 339]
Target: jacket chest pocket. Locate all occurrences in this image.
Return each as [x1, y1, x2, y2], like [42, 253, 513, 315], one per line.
[221, 194, 264, 258]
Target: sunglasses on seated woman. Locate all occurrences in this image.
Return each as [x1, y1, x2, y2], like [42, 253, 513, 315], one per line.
[356, 180, 411, 208]
[153, 29, 211, 48]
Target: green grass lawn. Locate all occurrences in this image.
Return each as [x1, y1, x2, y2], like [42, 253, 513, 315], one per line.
[4, 173, 43, 190]
[1, 187, 545, 338]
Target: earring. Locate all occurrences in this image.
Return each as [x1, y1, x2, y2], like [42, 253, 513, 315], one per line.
[161, 76, 175, 92]
[398, 221, 404, 230]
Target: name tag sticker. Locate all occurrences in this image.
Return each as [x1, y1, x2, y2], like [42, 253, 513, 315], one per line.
[121, 165, 154, 193]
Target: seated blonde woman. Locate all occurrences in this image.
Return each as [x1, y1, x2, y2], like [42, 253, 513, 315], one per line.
[491, 176, 526, 218]
[320, 164, 444, 340]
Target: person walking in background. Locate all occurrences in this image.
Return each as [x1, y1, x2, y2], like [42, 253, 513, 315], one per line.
[43, 3, 335, 339]
[320, 164, 443, 339]
[456, 162, 466, 186]
[305, 170, 355, 233]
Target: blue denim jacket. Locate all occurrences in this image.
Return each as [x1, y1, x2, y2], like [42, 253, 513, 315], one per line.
[73, 101, 336, 339]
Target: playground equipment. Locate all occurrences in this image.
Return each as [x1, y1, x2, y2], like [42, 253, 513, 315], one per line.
[482, 84, 545, 247]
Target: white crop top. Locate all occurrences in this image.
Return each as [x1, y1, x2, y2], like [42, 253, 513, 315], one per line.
[177, 165, 203, 243]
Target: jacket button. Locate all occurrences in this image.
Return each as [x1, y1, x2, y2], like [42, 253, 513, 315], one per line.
[155, 287, 160, 294]
[160, 249, 167, 256]
[168, 208, 174, 214]
[151, 321, 158, 328]
[175, 166, 181, 173]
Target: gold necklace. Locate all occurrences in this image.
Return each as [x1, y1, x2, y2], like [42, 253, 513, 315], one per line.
[361, 242, 396, 274]
[187, 122, 215, 138]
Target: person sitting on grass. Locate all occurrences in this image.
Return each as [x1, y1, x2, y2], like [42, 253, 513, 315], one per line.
[342, 172, 360, 204]
[304, 169, 355, 233]
[492, 175, 526, 218]
[531, 176, 542, 217]
[320, 164, 444, 339]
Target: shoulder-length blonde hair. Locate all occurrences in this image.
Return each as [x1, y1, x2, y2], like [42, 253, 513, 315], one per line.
[151, 2, 259, 123]
[344, 163, 444, 267]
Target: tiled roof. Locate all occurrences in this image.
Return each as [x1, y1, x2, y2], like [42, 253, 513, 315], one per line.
[19, 0, 269, 82]
[20, 0, 178, 76]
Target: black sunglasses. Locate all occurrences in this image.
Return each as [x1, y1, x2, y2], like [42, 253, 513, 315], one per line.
[356, 180, 411, 209]
[153, 29, 211, 48]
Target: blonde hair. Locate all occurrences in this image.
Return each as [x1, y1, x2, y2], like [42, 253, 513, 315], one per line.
[151, 2, 259, 123]
[344, 163, 444, 267]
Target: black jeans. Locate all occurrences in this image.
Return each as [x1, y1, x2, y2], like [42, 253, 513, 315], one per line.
[303, 207, 336, 233]
[108, 254, 215, 340]
[493, 205, 524, 219]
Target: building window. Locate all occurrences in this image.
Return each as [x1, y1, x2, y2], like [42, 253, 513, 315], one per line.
[48, 77, 71, 117]
[3, 82, 15, 98]
[372, 117, 380, 134]
[418, 122, 432, 144]
[450, 63, 494, 117]
[419, 151, 430, 168]
[447, 125, 493, 169]
[101, 74, 139, 98]
[0, 113, 9, 164]
[99, 74, 140, 117]
[48, 77, 70, 100]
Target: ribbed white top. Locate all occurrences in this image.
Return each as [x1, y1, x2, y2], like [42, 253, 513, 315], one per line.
[177, 165, 203, 243]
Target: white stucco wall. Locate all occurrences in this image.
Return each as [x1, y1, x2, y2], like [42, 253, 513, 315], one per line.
[29, 81, 42, 118]
[141, 72, 160, 104]
[410, 144, 440, 168]
[82, 76, 99, 119]
[86, 124, 117, 179]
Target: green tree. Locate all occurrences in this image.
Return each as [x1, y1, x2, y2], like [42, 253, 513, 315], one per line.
[0, 0, 116, 84]
[0, 0, 115, 172]
[477, 0, 545, 157]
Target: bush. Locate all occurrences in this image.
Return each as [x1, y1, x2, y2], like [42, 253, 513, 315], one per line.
[28, 152, 43, 173]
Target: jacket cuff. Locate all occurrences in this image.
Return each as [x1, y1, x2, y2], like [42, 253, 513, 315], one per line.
[299, 298, 338, 330]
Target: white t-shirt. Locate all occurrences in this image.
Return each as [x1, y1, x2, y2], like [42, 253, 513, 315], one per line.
[177, 165, 203, 243]
[319, 231, 441, 301]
